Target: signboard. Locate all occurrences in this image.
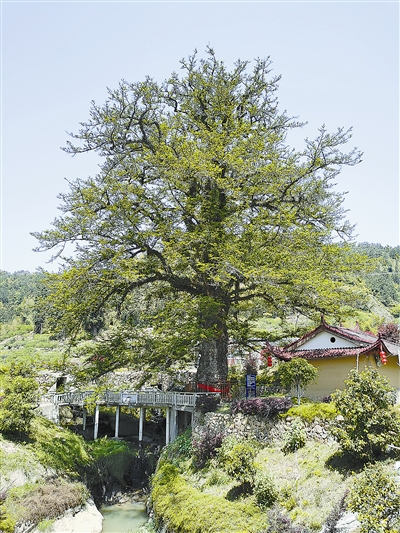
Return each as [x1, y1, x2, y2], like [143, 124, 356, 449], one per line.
[246, 374, 256, 398]
[121, 392, 138, 405]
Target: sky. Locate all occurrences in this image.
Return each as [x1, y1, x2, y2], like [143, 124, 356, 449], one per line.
[1, 0, 399, 273]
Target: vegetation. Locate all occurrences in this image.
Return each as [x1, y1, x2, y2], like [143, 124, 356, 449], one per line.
[231, 396, 292, 417]
[0, 416, 143, 531]
[0, 270, 45, 327]
[275, 358, 319, 405]
[0, 363, 39, 437]
[348, 463, 400, 533]
[151, 462, 268, 533]
[282, 401, 337, 422]
[356, 243, 400, 310]
[33, 46, 368, 385]
[281, 418, 307, 454]
[152, 433, 350, 532]
[217, 436, 258, 484]
[192, 429, 224, 468]
[331, 367, 400, 460]
[1, 480, 88, 533]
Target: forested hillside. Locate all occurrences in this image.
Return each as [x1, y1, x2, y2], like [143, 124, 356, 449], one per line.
[0, 270, 45, 330]
[1, 242, 400, 336]
[356, 243, 400, 314]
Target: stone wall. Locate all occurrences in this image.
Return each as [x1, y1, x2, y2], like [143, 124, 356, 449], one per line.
[192, 410, 335, 444]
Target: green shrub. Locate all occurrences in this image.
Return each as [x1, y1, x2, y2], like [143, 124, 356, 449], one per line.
[205, 468, 231, 487]
[348, 463, 400, 533]
[275, 359, 319, 406]
[283, 402, 337, 422]
[162, 427, 192, 464]
[282, 419, 306, 454]
[253, 472, 278, 509]
[0, 364, 38, 437]
[28, 417, 91, 476]
[88, 436, 138, 487]
[332, 368, 400, 460]
[262, 507, 312, 533]
[151, 462, 267, 532]
[217, 437, 258, 483]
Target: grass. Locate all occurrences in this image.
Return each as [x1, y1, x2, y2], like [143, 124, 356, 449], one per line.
[0, 415, 92, 530]
[0, 332, 65, 371]
[152, 432, 375, 532]
[151, 463, 268, 533]
[1, 480, 88, 532]
[0, 323, 33, 342]
[256, 442, 347, 530]
[28, 417, 91, 477]
[281, 402, 337, 422]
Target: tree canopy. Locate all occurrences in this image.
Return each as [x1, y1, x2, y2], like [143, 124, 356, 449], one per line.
[34, 48, 367, 382]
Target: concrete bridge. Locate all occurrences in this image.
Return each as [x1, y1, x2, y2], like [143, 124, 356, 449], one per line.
[49, 390, 210, 444]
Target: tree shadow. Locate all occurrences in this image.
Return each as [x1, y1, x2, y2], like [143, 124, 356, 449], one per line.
[225, 481, 252, 501]
[325, 450, 366, 476]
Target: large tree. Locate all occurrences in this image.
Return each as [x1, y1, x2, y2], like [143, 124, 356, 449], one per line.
[34, 48, 366, 383]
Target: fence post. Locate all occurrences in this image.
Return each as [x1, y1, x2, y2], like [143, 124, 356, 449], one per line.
[94, 404, 100, 440]
[115, 405, 120, 438]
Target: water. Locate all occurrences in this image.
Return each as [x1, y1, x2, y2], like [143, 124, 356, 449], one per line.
[100, 500, 148, 533]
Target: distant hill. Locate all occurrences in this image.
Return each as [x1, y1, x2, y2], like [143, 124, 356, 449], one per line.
[1, 243, 400, 335]
[355, 243, 400, 314]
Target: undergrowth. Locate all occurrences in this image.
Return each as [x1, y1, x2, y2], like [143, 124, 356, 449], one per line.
[0, 480, 88, 532]
[282, 402, 337, 422]
[151, 463, 268, 533]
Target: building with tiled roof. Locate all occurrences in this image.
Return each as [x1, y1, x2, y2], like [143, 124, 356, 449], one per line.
[263, 318, 400, 401]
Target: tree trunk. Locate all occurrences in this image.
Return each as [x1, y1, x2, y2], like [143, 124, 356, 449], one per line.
[197, 332, 228, 384]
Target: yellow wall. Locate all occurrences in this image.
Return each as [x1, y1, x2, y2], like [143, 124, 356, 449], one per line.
[303, 355, 400, 400]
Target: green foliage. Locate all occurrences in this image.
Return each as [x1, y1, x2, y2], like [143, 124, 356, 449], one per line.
[28, 417, 91, 476]
[34, 47, 367, 383]
[0, 333, 65, 373]
[263, 507, 312, 533]
[356, 243, 400, 308]
[276, 358, 319, 406]
[217, 437, 258, 483]
[0, 322, 33, 341]
[348, 463, 400, 533]
[0, 270, 45, 325]
[253, 472, 278, 509]
[331, 368, 400, 460]
[0, 363, 39, 437]
[205, 468, 231, 487]
[151, 462, 267, 532]
[87, 437, 137, 487]
[282, 419, 306, 454]
[162, 427, 193, 464]
[283, 402, 337, 422]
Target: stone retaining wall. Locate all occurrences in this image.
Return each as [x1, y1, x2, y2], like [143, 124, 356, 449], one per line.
[192, 410, 335, 444]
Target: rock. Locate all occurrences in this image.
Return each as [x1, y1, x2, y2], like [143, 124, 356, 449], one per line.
[334, 511, 360, 533]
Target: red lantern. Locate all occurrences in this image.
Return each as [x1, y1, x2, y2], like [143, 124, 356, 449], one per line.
[379, 350, 387, 365]
[267, 355, 273, 367]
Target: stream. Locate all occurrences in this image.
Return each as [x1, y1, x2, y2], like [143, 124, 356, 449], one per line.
[100, 500, 149, 533]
